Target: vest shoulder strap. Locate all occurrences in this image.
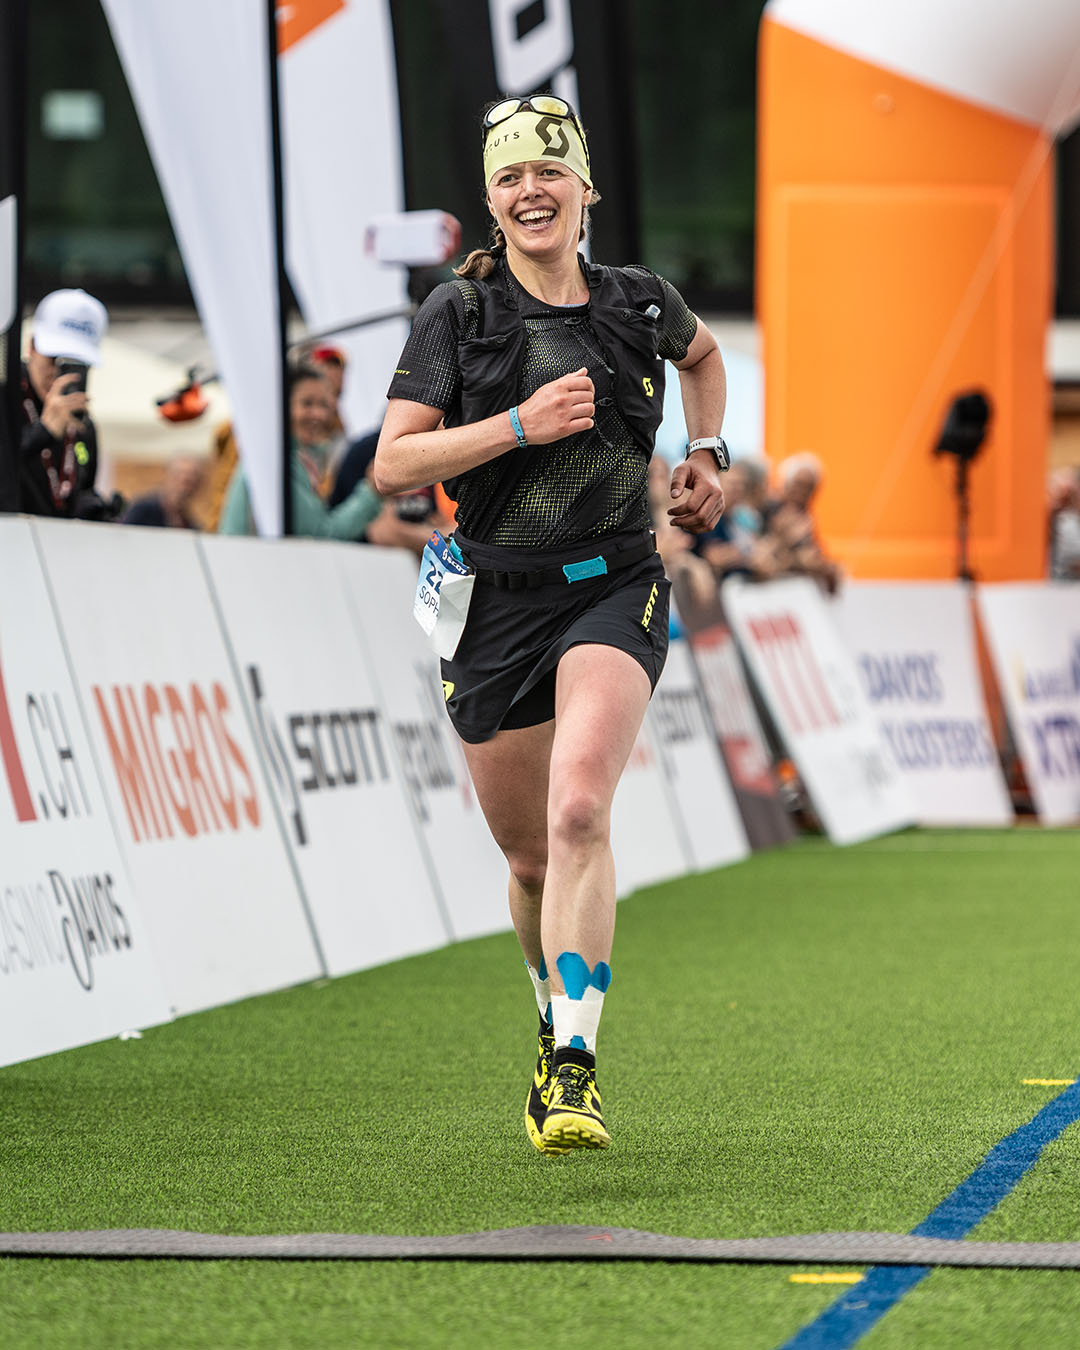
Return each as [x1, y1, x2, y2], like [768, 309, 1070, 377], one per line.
[450, 278, 483, 341]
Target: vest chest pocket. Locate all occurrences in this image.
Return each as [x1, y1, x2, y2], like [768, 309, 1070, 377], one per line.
[457, 331, 526, 425]
[586, 303, 666, 451]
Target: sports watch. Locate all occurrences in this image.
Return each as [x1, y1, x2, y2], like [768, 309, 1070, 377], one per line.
[685, 435, 731, 471]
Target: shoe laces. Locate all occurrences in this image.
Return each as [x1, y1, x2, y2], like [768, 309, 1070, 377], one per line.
[538, 1032, 555, 1080]
[551, 1062, 594, 1110]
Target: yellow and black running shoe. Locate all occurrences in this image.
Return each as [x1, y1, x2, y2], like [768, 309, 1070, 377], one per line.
[540, 1048, 610, 1154]
[525, 1021, 556, 1152]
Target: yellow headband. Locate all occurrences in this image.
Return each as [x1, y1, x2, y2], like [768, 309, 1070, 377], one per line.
[483, 110, 592, 189]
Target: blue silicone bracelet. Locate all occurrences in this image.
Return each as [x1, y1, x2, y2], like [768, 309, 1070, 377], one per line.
[508, 405, 528, 449]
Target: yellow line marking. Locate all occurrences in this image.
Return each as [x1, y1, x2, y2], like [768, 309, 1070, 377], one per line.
[789, 1273, 864, 1285]
[1022, 1078, 1076, 1086]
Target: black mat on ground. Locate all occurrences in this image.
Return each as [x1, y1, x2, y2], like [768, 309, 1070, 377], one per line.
[3, 1227, 1080, 1267]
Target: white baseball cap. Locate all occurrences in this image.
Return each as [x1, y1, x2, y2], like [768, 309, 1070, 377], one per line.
[32, 288, 108, 366]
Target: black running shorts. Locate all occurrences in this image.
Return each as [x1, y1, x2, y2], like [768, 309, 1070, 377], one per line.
[442, 531, 670, 744]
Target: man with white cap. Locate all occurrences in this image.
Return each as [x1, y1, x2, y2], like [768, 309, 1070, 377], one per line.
[19, 287, 118, 519]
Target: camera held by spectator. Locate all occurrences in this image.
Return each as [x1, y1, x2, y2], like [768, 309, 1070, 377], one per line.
[19, 289, 125, 522]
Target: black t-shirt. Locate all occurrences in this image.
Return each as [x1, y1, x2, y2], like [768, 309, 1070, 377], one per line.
[387, 263, 696, 549]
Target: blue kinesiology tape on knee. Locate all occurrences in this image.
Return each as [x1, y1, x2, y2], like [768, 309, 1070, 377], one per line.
[552, 952, 612, 1051]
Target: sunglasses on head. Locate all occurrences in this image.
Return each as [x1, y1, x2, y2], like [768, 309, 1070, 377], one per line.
[483, 95, 589, 166]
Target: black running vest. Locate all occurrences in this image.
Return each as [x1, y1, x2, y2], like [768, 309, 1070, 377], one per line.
[446, 257, 668, 463]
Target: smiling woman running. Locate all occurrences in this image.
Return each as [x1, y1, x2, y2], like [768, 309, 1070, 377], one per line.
[375, 94, 728, 1155]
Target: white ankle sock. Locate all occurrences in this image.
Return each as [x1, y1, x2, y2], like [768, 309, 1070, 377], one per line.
[525, 957, 551, 1026]
[550, 988, 606, 1052]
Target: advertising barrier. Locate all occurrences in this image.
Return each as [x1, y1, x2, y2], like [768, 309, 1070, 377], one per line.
[647, 638, 750, 872]
[0, 518, 170, 1065]
[610, 720, 691, 896]
[33, 521, 322, 1015]
[335, 545, 509, 942]
[723, 576, 914, 845]
[672, 575, 796, 850]
[833, 583, 1013, 826]
[200, 536, 454, 972]
[977, 584, 1080, 825]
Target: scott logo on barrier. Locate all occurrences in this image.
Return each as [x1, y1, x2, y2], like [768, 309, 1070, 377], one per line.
[651, 687, 708, 746]
[92, 680, 260, 843]
[0, 640, 92, 827]
[247, 664, 390, 848]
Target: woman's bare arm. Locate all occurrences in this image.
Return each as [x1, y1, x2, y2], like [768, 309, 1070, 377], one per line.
[374, 368, 596, 495]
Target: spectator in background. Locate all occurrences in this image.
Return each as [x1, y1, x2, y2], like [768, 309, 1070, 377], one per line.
[762, 452, 842, 594]
[203, 344, 351, 532]
[122, 454, 206, 529]
[308, 344, 349, 477]
[697, 457, 780, 583]
[218, 364, 382, 539]
[647, 453, 717, 616]
[1049, 465, 1080, 580]
[19, 289, 124, 521]
[330, 427, 449, 558]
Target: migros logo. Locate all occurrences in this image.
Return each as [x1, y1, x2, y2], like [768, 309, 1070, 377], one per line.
[92, 680, 260, 844]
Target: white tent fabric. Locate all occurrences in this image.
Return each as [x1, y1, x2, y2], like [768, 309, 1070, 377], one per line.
[102, 0, 285, 536]
[279, 1, 409, 436]
[766, 0, 1080, 136]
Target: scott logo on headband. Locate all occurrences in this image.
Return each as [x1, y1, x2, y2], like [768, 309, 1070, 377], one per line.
[535, 116, 570, 159]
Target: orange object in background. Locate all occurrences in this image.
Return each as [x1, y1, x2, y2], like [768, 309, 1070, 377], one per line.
[434, 482, 457, 529]
[758, 19, 1053, 580]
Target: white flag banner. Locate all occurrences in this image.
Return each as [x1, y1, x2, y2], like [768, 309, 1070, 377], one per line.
[977, 583, 1080, 825]
[832, 582, 1013, 826]
[279, 0, 410, 434]
[0, 195, 15, 334]
[723, 576, 914, 846]
[102, 0, 285, 536]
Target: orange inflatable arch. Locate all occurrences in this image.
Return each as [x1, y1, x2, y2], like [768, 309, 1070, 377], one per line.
[758, 0, 1080, 579]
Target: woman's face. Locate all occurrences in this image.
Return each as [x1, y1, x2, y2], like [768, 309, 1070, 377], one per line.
[290, 376, 334, 448]
[487, 159, 589, 263]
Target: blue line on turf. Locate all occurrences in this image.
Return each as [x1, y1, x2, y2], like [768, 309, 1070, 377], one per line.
[780, 1077, 1080, 1349]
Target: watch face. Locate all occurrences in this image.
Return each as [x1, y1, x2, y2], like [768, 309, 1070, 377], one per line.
[717, 438, 731, 471]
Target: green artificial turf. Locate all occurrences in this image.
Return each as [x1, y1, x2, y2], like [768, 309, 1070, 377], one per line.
[2, 828, 1079, 1348]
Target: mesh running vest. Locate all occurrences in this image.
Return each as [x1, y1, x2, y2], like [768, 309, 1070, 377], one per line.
[387, 257, 696, 548]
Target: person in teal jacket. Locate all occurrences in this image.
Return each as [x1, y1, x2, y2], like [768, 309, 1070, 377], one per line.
[218, 364, 382, 538]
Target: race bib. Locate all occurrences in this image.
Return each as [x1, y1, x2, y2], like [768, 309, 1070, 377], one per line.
[413, 531, 475, 660]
